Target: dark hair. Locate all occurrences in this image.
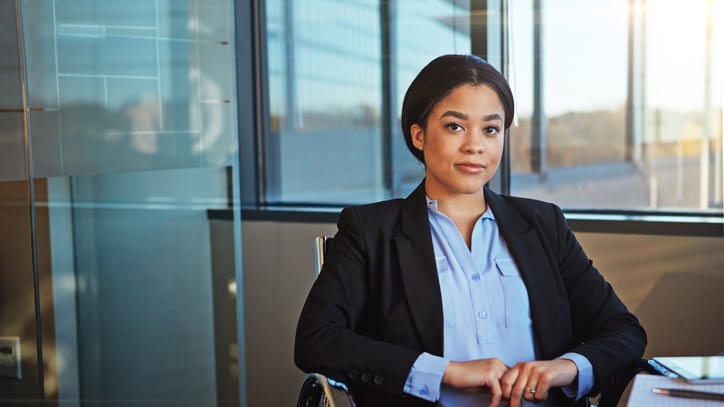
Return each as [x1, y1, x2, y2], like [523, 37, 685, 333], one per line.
[400, 54, 515, 163]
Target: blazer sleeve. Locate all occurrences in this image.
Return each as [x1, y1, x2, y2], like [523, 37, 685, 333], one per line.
[294, 206, 421, 397]
[543, 203, 647, 396]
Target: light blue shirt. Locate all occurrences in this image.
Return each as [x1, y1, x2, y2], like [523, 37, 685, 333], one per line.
[402, 198, 593, 405]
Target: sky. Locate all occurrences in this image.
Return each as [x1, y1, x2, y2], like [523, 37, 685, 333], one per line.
[509, 0, 722, 117]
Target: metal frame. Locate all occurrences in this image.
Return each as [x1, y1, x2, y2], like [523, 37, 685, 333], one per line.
[14, 0, 45, 397]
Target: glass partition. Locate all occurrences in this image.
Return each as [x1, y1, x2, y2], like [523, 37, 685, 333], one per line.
[2, 0, 245, 404]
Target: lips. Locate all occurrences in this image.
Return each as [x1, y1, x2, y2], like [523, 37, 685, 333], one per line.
[455, 162, 486, 173]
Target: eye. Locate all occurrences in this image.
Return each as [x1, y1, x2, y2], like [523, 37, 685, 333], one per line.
[445, 122, 464, 132]
[484, 126, 500, 135]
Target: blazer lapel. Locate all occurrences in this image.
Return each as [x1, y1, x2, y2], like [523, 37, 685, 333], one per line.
[394, 182, 444, 355]
[485, 188, 565, 358]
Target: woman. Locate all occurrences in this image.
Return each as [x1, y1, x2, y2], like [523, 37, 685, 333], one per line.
[295, 54, 646, 407]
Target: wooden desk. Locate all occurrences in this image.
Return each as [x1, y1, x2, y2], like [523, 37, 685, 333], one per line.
[627, 374, 724, 406]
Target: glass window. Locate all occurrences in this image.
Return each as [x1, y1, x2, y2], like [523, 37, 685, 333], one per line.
[265, 0, 384, 204]
[508, 0, 723, 212]
[264, 0, 470, 204]
[394, 0, 472, 197]
[261, 0, 721, 214]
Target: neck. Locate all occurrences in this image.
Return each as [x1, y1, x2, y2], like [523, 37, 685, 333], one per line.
[428, 189, 487, 250]
[429, 189, 488, 221]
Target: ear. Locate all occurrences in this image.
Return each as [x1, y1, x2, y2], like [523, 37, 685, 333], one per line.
[410, 124, 424, 151]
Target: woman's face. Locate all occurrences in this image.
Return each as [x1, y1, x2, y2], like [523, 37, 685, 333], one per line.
[411, 84, 505, 200]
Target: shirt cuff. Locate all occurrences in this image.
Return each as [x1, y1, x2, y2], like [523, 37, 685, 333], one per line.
[403, 352, 449, 402]
[558, 352, 594, 400]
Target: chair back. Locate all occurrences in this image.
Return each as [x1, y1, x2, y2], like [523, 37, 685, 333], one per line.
[313, 236, 332, 276]
[297, 236, 356, 407]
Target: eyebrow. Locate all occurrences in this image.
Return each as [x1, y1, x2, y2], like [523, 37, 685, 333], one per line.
[440, 110, 504, 122]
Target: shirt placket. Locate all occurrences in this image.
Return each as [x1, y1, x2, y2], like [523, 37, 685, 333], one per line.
[465, 220, 494, 345]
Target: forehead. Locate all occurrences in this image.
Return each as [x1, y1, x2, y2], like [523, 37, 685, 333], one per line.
[432, 84, 504, 117]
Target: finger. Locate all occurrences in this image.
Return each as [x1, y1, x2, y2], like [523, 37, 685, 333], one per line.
[500, 367, 519, 398]
[508, 393, 520, 407]
[530, 367, 551, 401]
[510, 372, 528, 402]
[533, 380, 551, 402]
[523, 366, 538, 400]
[525, 382, 538, 401]
[488, 378, 503, 407]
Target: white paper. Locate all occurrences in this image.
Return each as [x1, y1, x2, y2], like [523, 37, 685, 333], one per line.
[627, 374, 724, 406]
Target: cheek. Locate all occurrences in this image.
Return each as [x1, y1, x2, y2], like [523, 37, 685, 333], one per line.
[487, 137, 505, 154]
[423, 137, 446, 154]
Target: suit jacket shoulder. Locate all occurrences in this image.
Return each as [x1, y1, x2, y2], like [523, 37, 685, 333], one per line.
[341, 197, 406, 230]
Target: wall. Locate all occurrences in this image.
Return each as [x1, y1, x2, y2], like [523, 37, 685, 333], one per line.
[239, 219, 723, 406]
[240, 220, 336, 407]
[575, 232, 724, 358]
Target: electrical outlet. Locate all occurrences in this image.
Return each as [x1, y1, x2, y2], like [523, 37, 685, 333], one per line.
[0, 336, 21, 380]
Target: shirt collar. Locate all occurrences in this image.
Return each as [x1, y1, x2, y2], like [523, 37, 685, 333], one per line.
[425, 196, 495, 220]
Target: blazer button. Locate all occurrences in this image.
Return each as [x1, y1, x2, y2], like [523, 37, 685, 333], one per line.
[348, 370, 359, 380]
[361, 372, 371, 382]
[374, 375, 384, 385]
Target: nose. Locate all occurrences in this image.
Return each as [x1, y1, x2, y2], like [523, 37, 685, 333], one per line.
[462, 131, 485, 154]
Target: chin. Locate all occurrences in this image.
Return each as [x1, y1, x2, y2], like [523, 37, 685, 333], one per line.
[455, 182, 486, 195]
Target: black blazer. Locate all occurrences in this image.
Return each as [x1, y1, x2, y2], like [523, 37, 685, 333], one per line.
[295, 182, 646, 407]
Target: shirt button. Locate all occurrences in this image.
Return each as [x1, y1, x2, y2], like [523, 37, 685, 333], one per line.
[374, 375, 384, 384]
[477, 311, 488, 319]
[471, 273, 480, 281]
[361, 372, 371, 382]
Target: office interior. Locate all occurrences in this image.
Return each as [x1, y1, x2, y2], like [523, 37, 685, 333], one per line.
[0, 0, 722, 405]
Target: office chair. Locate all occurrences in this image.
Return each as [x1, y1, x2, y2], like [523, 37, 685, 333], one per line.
[296, 237, 357, 407]
[297, 236, 648, 407]
[313, 236, 330, 277]
[296, 372, 356, 407]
